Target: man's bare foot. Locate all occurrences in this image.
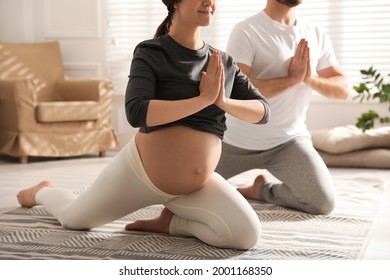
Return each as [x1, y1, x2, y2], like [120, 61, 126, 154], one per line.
[16, 180, 52, 208]
[236, 174, 266, 200]
[125, 207, 174, 234]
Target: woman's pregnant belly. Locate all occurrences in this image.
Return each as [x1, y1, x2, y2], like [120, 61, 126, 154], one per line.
[135, 126, 222, 195]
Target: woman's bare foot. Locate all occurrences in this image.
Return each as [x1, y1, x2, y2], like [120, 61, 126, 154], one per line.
[125, 207, 174, 234]
[236, 174, 266, 200]
[16, 180, 52, 208]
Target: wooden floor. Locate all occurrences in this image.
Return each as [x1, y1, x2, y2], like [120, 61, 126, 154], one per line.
[0, 153, 389, 260]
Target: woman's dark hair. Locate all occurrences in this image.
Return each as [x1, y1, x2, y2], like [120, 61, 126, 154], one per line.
[154, 0, 180, 38]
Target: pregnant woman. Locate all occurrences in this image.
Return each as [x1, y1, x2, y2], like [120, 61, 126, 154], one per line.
[17, 0, 270, 249]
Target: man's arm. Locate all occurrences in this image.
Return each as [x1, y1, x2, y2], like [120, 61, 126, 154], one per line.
[305, 65, 350, 100]
[238, 39, 309, 99]
[238, 39, 350, 100]
[239, 62, 298, 99]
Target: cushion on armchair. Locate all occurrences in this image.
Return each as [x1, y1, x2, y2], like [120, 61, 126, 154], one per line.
[36, 101, 99, 123]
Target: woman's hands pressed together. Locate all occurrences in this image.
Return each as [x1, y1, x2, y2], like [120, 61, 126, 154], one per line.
[201, 50, 265, 124]
[199, 50, 224, 106]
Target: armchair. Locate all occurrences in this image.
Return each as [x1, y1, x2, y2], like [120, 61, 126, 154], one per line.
[0, 41, 119, 163]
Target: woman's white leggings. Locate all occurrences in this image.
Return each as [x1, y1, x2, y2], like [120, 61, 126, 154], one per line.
[35, 137, 261, 250]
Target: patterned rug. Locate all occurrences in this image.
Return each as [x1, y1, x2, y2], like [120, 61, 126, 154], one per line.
[0, 170, 387, 260]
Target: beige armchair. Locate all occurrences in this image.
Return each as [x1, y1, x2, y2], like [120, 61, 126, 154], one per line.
[0, 41, 119, 163]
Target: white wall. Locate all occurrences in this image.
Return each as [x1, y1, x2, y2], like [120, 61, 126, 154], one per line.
[0, 0, 107, 77]
[307, 96, 389, 131]
[0, 0, 387, 147]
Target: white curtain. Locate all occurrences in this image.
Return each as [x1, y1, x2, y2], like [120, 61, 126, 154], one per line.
[106, 0, 390, 96]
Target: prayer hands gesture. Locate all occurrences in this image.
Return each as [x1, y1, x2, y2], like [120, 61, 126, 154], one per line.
[199, 50, 225, 106]
[289, 39, 312, 85]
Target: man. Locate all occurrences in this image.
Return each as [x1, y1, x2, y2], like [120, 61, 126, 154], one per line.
[216, 0, 349, 215]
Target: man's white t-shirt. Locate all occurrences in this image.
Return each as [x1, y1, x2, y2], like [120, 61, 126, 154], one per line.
[224, 10, 339, 150]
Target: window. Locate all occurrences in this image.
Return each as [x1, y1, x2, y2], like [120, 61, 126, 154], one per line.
[106, 0, 390, 95]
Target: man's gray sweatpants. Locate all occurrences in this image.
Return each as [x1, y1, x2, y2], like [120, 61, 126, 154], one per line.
[215, 136, 335, 215]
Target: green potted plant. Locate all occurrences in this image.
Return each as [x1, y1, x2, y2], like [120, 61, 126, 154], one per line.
[353, 66, 390, 132]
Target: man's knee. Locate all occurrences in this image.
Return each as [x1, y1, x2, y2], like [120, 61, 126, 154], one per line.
[307, 193, 335, 215]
